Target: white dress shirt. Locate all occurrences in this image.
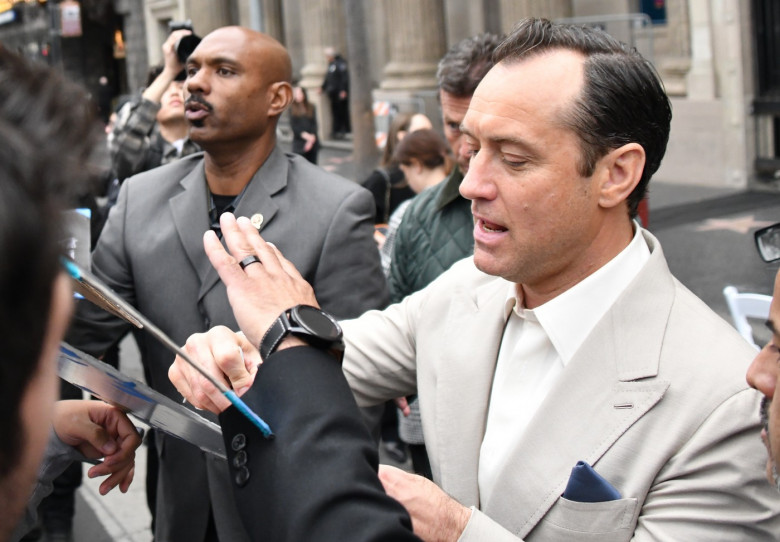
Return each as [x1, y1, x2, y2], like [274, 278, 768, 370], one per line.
[478, 225, 651, 503]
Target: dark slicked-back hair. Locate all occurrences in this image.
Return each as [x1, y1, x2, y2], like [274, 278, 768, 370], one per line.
[494, 18, 672, 217]
[0, 47, 98, 479]
[437, 33, 504, 97]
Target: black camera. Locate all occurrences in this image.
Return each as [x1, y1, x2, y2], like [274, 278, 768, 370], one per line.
[168, 20, 201, 64]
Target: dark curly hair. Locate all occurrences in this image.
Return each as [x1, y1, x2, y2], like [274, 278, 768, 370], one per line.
[0, 46, 99, 480]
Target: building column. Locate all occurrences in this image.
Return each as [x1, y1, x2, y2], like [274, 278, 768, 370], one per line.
[297, 0, 347, 89]
[499, 0, 572, 33]
[185, 0, 232, 35]
[711, 0, 750, 187]
[295, 0, 347, 139]
[379, 0, 446, 91]
[686, 0, 715, 100]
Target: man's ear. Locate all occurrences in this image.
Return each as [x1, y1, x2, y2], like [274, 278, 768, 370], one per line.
[596, 143, 645, 209]
[268, 82, 293, 117]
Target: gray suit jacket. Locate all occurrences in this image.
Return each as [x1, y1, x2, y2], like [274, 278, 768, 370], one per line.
[67, 147, 388, 541]
[342, 230, 780, 540]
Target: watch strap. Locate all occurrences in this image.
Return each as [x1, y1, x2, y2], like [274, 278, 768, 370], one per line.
[259, 312, 290, 362]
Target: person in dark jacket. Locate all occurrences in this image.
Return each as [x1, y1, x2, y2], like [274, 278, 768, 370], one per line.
[361, 112, 421, 226]
[108, 29, 201, 185]
[320, 47, 351, 139]
[388, 33, 503, 304]
[385, 33, 503, 483]
[289, 85, 319, 164]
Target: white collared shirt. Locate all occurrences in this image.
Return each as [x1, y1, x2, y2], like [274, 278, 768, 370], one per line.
[478, 225, 651, 503]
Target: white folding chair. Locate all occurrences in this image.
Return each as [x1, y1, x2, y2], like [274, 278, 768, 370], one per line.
[722, 285, 772, 350]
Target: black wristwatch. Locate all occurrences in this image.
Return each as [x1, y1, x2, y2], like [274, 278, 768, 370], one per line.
[259, 305, 344, 362]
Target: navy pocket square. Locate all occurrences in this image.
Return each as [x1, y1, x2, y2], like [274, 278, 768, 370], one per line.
[562, 461, 621, 503]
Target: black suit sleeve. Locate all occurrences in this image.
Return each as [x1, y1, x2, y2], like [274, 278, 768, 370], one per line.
[219, 346, 420, 542]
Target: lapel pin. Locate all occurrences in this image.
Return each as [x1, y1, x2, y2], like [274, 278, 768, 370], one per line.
[250, 213, 264, 230]
[613, 402, 634, 409]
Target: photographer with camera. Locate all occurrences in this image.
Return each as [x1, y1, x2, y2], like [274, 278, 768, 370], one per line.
[108, 24, 201, 185]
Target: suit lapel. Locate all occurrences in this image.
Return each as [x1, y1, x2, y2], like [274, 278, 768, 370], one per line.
[481, 233, 676, 538]
[196, 147, 287, 301]
[433, 275, 509, 507]
[169, 163, 212, 288]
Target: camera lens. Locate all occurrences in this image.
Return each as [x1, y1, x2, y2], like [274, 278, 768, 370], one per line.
[175, 34, 201, 64]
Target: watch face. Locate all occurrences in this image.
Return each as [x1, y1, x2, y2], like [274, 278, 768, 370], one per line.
[294, 305, 342, 340]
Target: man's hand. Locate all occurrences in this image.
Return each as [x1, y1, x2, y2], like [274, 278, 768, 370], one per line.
[203, 212, 318, 346]
[302, 131, 316, 153]
[162, 29, 191, 74]
[395, 396, 411, 417]
[52, 400, 142, 496]
[169, 212, 317, 411]
[378, 465, 470, 542]
[141, 29, 190, 104]
[169, 327, 261, 413]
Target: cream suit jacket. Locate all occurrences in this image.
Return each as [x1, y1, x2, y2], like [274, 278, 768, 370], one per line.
[342, 229, 780, 541]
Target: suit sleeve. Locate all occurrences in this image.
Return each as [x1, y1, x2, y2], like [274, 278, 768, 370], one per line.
[11, 433, 84, 542]
[108, 97, 159, 182]
[65, 179, 135, 358]
[341, 294, 422, 407]
[218, 346, 419, 542]
[314, 186, 389, 318]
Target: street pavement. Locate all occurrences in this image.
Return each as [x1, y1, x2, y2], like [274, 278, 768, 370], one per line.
[63, 139, 780, 541]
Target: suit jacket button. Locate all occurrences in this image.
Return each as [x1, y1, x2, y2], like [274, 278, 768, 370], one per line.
[231, 433, 247, 451]
[232, 450, 248, 468]
[235, 466, 250, 487]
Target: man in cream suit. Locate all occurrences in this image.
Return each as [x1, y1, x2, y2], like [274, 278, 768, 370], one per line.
[171, 19, 780, 540]
[66, 27, 387, 542]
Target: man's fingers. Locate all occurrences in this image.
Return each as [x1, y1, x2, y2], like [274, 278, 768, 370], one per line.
[203, 229, 247, 290]
[377, 464, 407, 496]
[236, 332, 262, 373]
[235, 215, 285, 273]
[96, 464, 135, 495]
[169, 355, 196, 402]
[174, 328, 246, 413]
[394, 396, 411, 417]
[212, 340, 256, 393]
[181, 339, 232, 412]
[220, 213, 261, 262]
[214, 212, 292, 278]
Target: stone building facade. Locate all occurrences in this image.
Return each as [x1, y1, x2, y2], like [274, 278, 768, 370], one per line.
[0, 0, 148, 116]
[134, 1, 778, 189]
[0, 0, 768, 188]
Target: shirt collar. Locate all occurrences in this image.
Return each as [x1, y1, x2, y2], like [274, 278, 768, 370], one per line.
[207, 182, 251, 238]
[504, 224, 650, 365]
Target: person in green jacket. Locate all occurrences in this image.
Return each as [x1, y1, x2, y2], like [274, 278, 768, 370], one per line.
[387, 33, 503, 303]
[386, 33, 503, 478]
